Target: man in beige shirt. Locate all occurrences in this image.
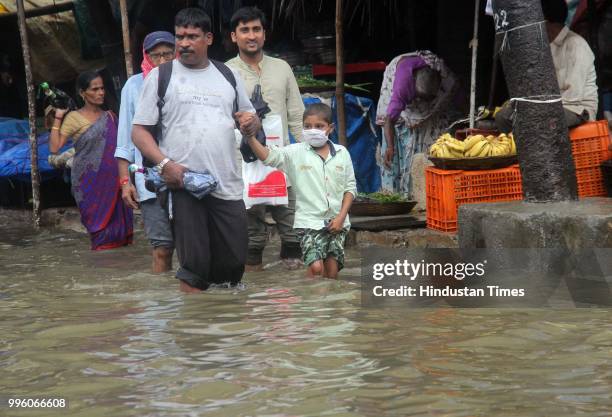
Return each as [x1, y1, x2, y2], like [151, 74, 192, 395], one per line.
[227, 7, 305, 271]
[496, 0, 598, 133]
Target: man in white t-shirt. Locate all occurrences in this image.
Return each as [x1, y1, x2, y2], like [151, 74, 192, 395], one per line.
[132, 8, 259, 293]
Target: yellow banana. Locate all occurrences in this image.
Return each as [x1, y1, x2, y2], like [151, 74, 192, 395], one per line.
[429, 143, 441, 156]
[445, 140, 465, 154]
[464, 135, 484, 152]
[478, 143, 492, 157]
[510, 137, 517, 154]
[439, 144, 453, 158]
[494, 143, 508, 156]
[465, 140, 488, 157]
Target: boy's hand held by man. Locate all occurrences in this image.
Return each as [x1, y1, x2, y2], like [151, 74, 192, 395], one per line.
[235, 112, 260, 137]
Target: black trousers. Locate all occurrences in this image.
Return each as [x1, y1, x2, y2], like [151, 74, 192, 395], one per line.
[172, 191, 248, 290]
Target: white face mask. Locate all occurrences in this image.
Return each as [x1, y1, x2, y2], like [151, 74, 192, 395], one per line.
[303, 128, 328, 148]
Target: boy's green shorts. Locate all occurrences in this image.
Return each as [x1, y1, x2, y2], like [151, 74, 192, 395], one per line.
[297, 228, 348, 270]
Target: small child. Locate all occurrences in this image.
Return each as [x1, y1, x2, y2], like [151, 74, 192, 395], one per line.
[244, 103, 357, 278]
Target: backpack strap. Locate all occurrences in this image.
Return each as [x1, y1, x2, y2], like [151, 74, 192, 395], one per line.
[142, 61, 172, 168]
[211, 59, 239, 115]
[156, 61, 173, 138]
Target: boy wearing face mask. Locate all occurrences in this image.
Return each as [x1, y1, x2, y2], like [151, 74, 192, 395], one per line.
[242, 103, 357, 279]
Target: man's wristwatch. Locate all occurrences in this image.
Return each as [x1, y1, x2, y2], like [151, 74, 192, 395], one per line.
[155, 157, 170, 173]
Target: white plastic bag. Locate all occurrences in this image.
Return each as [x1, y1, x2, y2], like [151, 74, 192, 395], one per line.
[241, 114, 288, 209]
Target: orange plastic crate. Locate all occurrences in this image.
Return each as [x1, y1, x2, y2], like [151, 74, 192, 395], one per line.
[569, 120, 611, 197]
[426, 165, 523, 233]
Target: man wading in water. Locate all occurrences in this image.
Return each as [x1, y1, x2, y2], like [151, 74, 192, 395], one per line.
[132, 8, 259, 292]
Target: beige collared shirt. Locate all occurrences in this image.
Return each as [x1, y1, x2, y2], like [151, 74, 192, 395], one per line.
[550, 26, 598, 119]
[227, 54, 304, 144]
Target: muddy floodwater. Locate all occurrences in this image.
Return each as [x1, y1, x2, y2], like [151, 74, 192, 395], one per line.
[1, 218, 611, 417]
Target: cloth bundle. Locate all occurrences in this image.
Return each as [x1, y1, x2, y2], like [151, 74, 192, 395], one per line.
[144, 168, 217, 199]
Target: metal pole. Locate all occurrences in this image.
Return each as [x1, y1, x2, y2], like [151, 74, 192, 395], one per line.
[119, 0, 133, 77]
[469, 0, 481, 129]
[335, 0, 347, 146]
[16, 0, 41, 228]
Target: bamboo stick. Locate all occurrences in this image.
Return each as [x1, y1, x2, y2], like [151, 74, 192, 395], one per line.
[119, 0, 133, 77]
[335, 0, 347, 146]
[16, 0, 41, 228]
[469, 0, 481, 129]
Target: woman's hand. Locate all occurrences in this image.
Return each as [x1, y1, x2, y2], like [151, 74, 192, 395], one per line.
[54, 108, 69, 120]
[384, 146, 395, 169]
[120, 182, 139, 209]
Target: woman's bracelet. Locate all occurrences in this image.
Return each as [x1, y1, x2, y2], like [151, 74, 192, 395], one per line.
[119, 177, 130, 186]
[51, 126, 60, 130]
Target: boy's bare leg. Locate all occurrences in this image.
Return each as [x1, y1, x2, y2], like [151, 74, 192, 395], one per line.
[306, 260, 324, 278]
[323, 257, 339, 279]
[152, 247, 173, 273]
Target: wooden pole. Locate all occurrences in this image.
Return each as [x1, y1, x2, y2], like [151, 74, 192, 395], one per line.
[335, 0, 347, 146]
[16, 0, 41, 228]
[119, 0, 133, 77]
[469, 0, 481, 129]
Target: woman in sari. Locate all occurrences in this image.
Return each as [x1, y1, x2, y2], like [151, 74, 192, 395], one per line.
[376, 51, 460, 196]
[49, 71, 133, 250]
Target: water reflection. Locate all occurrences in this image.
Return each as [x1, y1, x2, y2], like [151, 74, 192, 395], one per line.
[0, 219, 610, 416]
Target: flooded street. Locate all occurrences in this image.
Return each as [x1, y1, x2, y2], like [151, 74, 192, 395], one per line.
[1, 218, 611, 417]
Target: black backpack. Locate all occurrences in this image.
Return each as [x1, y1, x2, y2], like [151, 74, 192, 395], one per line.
[143, 59, 239, 167]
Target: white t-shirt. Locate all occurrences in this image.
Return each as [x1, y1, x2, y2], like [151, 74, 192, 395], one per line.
[133, 60, 255, 200]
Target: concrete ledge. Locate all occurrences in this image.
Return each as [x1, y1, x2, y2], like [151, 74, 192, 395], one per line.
[347, 228, 457, 248]
[458, 198, 612, 248]
[1, 208, 457, 249]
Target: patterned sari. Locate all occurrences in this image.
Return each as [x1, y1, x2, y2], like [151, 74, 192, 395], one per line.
[71, 112, 133, 250]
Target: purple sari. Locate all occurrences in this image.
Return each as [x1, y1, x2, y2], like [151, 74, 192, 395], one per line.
[71, 112, 133, 250]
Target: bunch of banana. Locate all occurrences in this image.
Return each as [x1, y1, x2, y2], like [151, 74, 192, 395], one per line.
[500, 133, 517, 155]
[462, 133, 518, 158]
[464, 134, 491, 157]
[429, 133, 465, 158]
[430, 132, 517, 159]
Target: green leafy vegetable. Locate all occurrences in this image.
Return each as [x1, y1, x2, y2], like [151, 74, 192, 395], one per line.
[356, 192, 407, 203]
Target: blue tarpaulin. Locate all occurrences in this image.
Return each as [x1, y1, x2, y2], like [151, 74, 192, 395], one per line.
[0, 118, 70, 181]
[302, 94, 382, 193]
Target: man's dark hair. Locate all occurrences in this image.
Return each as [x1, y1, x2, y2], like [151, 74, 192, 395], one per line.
[541, 0, 568, 25]
[303, 102, 333, 124]
[230, 7, 266, 32]
[175, 7, 212, 33]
